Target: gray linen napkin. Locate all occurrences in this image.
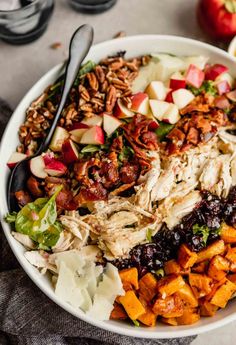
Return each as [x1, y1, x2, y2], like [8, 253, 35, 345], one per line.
[0, 98, 196, 345]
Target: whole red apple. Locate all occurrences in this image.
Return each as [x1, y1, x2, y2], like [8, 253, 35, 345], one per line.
[197, 0, 236, 41]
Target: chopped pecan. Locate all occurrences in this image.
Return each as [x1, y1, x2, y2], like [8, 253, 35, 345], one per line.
[79, 84, 90, 102]
[106, 85, 117, 112]
[94, 65, 105, 83]
[86, 72, 99, 91]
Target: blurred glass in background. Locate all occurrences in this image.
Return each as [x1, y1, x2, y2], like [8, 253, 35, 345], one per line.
[68, 0, 117, 14]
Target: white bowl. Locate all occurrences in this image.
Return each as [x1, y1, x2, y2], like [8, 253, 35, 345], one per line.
[1, 35, 236, 339]
[228, 36, 236, 58]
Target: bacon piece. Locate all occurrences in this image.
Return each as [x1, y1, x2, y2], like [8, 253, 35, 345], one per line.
[74, 158, 101, 184]
[74, 182, 108, 206]
[186, 127, 199, 145]
[27, 176, 43, 197]
[56, 189, 77, 211]
[110, 182, 135, 196]
[15, 190, 32, 207]
[100, 152, 120, 188]
[110, 135, 123, 152]
[120, 163, 139, 184]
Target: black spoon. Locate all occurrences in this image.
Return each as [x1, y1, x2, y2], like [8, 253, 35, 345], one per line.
[7, 24, 94, 212]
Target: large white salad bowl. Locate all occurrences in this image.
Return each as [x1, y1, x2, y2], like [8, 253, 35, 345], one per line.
[0, 35, 236, 339]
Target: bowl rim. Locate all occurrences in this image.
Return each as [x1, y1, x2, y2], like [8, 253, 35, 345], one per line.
[1, 34, 236, 339]
[228, 36, 236, 58]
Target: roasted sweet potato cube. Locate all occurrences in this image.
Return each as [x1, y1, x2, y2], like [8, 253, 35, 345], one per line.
[199, 300, 218, 317]
[208, 255, 230, 281]
[139, 273, 157, 302]
[192, 261, 209, 273]
[176, 308, 200, 325]
[152, 293, 184, 318]
[178, 244, 198, 269]
[119, 290, 145, 320]
[138, 308, 157, 327]
[119, 267, 139, 291]
[189, 273, 212, 298]
[164, 259, 189, 275]
[225, 247, 236, 272]
[176, 283, 198, 308]
[205, 277, 227, 301]
[210, 279, 236, 308]
[161, 317, 178, 326]
[157, 274, 185, 298]
[227, 274, 236, 284]
[220, 223, 236, 243]
[196, 240, 225, 263]
[110, 303, 127, 320]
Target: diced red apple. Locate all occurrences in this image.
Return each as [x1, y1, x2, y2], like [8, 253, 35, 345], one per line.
[70, 122, 89, 130]
[130, 92, 150, 115]
[103, 114, 122, 136]
[170, 72, 186, 90]
[216, 72, 234, 88]
[44, 160, 67, 177]
[62, 139, 79, 164]
[113, 99, 134, 118]
[70, 128, 89, 143]
[215, 96, 230, 110]
[184, 56, 209, 70]
[205, 64, 228, 81]
[30, 155, 47, 179]
[81, 115, 103, 127]
[145, 81, 167, 101]
[226, 90, 236, 102]
[49, 126, 70, 152]
[185, 64, 205, 88]
[172, 88, 195, 109]
[42, 151, 55, 165]
[149, 100, 170, 121]
[216, 80, 231, 95]
[148, 120, 159, 130]
[162, 104, 180, 124]
[7, 152, 27, 169]
[165, 90, 173, 103]
[80, 126, 105, 145]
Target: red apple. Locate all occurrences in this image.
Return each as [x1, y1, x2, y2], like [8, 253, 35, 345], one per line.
[162, 104, 180, 124]
[170, 78, 186, 90]
[148, 120, 159, 130]
[62, 139, 79, 164]
[165, 90, 174, 103]
[216, 80, 231, 95]
[149, 100, 170, 121]
[130, 92, 150, 115]
[69, 122, 89, 130]
[103, 114, 122, 136]
[70, 128, 89, 143]
[7, 152, 27, 169]
[30, 155, 47, 179]
[44, 160, 67, 177]
[145, 81, 167, 101]
[49, 126, 70, 152]
[172, 89, 195, 109]
[113, 99, 134, 118]
[81, 115, 103, 127]
[226, 89, 236, 102]
[215, 96, 230, 109]
[80, 126, 105, 145]
[42, 151, 55, 165]
[185, 64, 205, 88]
[205, 64, 228, 81]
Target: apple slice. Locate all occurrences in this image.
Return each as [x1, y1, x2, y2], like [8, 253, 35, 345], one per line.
[30, 155, 47, 179]
[70, 128, 89, 143]
[62, 139, 79, 164]
[149, 100, 170, 121]
[113, 99, 134, 118]
[145, 81, 167, 101]
[216, 72, 234, 88]
[172, 88, 195, 109]
[80, 126, 105, 145]
[70, 122, 89, 130]
[184, 56, 209, 70]
[226, 90, 236, 102]
[205, 64, 228, 81]
[215, 96, 230, 110]
[130, 92, 150, 115]
[44, 160, 67, 177]
[81, 115, 103, 127]
[165, 90, 174, 103]
[169, 72, 186, 90]
[103, 114, 122, 136]
[162, 104, 180, 124]
[49, 126, 70, 152]
[216, 80, 231, 95]
[7, 152, 27, 169]
[148, 120, 159, 130]
[185, 64, 205, 88]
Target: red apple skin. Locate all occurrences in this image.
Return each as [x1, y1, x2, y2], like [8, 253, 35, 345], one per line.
[165, 90, 173, 103]
[44, 160, 67, 176]
[205, 64, 229, 81]
[113, 99, 134, 118]
[130, 92, 149, 110]
[185, 64, 205, 88]
[197, 0, 236, 41]
[7, 152, 27, 169]
[217, 80, 231, 95]
[95, 126, 105, 144]
[69, 123, 89, 130]
[148, 121, 159, 130]
[227, 89, 236, 102]
[170, 79, 186, 90]
[62, 139, 79, 164]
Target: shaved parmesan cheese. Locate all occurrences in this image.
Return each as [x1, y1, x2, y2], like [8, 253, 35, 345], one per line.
[55, 250, 85, 273]
[86, 295, 114, 321]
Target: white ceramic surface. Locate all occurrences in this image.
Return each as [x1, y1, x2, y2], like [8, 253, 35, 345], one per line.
[228, 36, 236, 58]
[1, 35, 236, 339]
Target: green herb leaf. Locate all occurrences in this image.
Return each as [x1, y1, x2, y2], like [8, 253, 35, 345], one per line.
[80, 145, 101, 154]
[146, 228, 153, 242]
[74, 60, 96, 86]
[192, 224, 220, 246]
[132, 320, 140, 327]
[188, 81, 217, 97]
[5, 212, 17, 223]
[156, 268, 165, 277]
[155, 122, 175, 141]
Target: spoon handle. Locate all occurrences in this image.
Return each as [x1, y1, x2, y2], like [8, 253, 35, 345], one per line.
[40, 24, 94, 151]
